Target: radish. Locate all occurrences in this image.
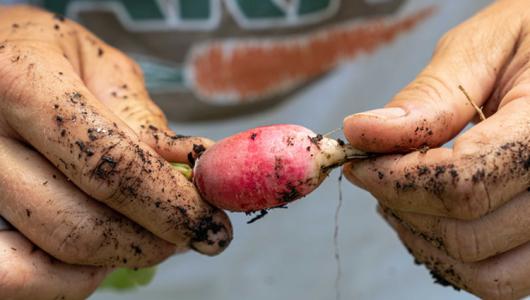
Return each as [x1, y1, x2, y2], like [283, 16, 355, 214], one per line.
[193, 124, 368, 212]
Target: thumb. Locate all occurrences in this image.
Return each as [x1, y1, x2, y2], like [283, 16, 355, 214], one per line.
[343, 1, 521, 153]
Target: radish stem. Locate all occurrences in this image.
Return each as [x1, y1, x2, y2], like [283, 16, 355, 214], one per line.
[318, 138, 370, 171]
[170, 162, 193, 180]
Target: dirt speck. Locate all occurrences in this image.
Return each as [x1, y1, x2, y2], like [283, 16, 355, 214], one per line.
[309, 134, 323, 146]
[94, 156, 117, 179]
[130, 243, 143, 255]
[471, 169, 485, 184]
[193, 144, 206, 157]
[75, 140, 85, 151]
[279, 183, 300, 203]
[430, 269, 461, 291]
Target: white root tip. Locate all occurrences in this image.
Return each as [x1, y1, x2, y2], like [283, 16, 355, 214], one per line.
[317, 138, 369, 170]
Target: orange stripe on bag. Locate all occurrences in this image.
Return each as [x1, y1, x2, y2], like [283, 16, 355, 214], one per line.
[187, 6, 436, 104]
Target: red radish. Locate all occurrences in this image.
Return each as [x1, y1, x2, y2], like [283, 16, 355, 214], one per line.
[193, 124, 367, 212]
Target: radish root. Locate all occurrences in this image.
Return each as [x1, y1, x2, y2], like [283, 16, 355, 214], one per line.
[458, 85, 486, 121]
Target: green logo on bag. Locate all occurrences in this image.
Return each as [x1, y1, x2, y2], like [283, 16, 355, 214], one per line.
[43, 0, 341, 31]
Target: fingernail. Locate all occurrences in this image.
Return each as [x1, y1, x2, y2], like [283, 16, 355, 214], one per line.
[353, 107, 407, 120]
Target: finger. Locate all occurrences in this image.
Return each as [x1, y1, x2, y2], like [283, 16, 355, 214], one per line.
[0, 21, 231, 255]
[137, 125, 215, 165]
[344, 93, 530, 220]
[379, 189, 530, 263]
[0, 137, 176, 267]
[482, 8, 530, 119]
[0, 230, 108, 300]
[382, 208, 530, 300]
[75, 27, 213, 163]
[343, 0, 522, 153]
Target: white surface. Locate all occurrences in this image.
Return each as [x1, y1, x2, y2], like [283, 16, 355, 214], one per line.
[91, 1, 492, 299]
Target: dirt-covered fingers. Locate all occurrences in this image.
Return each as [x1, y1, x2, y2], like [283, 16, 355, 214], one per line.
[382, 209, 530, 300]
[0, 137, 177, 267]
[379, 190, 530, 263]
[0, 45, 231, 255]
[344, 100, 530, 221]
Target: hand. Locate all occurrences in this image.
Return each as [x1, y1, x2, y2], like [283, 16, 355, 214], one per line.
[0, 5, 232, 299]
[0, 220, 110, 300]
[343, 0, 530, 299]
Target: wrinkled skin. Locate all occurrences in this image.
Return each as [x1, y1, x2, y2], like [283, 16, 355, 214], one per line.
[0, 5, 232, 299]
[343, 0, 530, 299]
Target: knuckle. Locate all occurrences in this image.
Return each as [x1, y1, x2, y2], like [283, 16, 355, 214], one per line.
[80, 137, 146, 203]
[449, 142, 515, 221]
[52, 217, 97, 264]
[401, 72, 449, 104]
[440, 159, 490, 220]
[0, 50, 30, 103]
[50, 210, 170, 267]
[108, 46, 144, 77]
[0, 45, 61, 107]
[110, 148, 163, 207]
[448, 181, 489, 220]
[100, 147, 148, 204]
[433, 27, 459, 55]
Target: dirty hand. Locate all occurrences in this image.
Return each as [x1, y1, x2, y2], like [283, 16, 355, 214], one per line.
[0, 5, 231, 299]
[343, 0, 530, 299]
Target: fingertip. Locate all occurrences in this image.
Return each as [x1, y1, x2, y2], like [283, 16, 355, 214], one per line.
[344, 104, 458, 153]
[343, 107, 409, 152]
[141, 127, 215, 163]
[190, 210, 233, 256]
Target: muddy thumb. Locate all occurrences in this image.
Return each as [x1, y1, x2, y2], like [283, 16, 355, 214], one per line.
[342, 100, 460, 153]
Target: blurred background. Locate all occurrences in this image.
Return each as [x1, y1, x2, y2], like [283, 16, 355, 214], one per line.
[31, 0, 490, 299]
